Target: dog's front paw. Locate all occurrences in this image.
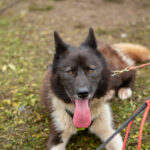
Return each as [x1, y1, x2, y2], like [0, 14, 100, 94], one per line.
[118, 88, 132, 100]
[106, 133, 123, 150]
[50, 143, 66, 150]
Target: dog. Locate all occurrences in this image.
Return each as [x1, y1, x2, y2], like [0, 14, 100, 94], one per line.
[40, 28, 150, 150]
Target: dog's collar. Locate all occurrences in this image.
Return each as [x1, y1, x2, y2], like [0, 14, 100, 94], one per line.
[65, 109, 94, 130]
[65, 109, 74, 118]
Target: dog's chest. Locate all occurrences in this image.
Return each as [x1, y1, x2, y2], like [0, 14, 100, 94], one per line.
[50, 90, 114, 132]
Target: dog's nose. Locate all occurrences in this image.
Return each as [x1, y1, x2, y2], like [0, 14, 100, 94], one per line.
[77, 87, 89, 99]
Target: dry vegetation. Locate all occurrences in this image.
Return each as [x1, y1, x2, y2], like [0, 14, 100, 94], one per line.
[0, 0, 150, 149]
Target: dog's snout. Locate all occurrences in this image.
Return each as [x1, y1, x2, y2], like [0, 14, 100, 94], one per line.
[77, 87, 89, 99]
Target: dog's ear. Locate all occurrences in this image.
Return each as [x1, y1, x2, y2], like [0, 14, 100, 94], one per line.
[81, 28, 97, 49]
[54, 31, 68, 54]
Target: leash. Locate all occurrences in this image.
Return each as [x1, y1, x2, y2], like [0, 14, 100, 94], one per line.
[97, 62, 150, 150]
[96, 102, 149, 150]
[111, 62, 150, 76]
[122, 100, 150, 150]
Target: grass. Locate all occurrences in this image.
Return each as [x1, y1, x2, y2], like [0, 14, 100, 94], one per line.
[0, 5, 150, 150]
[0, 16, 50, 149]
[104, 0, 124, 3]
[96, 27, 117, 36]
[29, 3, 53, 12]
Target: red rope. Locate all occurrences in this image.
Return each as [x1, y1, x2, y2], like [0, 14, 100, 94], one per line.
[122, 100, 150, 150]
[122, 108, 139, 150]
[112, 62, 150, 76]
[128, 62, 150, 71]
[122, 120, 133, 150]
[138, 100, 150, 150]
[121, 63, 150, 149]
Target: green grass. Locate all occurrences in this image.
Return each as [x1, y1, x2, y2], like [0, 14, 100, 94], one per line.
[29, 3, 53, 11]
[96, 27, 117, 36]
[104, 0, 124, 3]
[0, 16, 50, 149]
[0, 12, 150, 150]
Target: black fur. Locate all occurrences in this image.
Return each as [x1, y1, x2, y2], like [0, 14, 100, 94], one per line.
[51, 28, 110, 103]
[41, 28, 136, 150]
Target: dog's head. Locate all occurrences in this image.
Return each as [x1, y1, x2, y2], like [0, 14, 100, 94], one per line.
[51, 28, 110, 128]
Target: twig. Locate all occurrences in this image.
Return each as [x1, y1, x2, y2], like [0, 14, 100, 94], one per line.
[112, 62, 150, 76]
[0, 0, 20, 14]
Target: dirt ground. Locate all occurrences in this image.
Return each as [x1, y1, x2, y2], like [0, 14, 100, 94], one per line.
[0, 0, 150, 149]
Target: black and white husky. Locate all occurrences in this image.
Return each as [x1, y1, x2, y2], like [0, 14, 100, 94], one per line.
[40, 28, 150, 150]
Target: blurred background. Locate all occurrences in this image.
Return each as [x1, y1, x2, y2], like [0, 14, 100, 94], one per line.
[0, 0, 150, 149]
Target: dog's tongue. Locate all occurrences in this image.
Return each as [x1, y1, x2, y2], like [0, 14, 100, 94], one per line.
[73, 100, 91, 128]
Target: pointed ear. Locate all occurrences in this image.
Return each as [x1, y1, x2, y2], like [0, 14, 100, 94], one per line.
[81, 28, 97, 49]
[54, 31, 68, 54]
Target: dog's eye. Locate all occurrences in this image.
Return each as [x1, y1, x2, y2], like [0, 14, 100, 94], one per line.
[66, 67, 74, 75]
[68, 71, 73, 75]
[87, 68, 94, 74]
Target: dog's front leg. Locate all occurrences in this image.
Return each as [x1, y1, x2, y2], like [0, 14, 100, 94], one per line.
[48, 143, 65, 150]
[47, 110, 77, 150]
[89, 104, 123, 150]
[47, 123, 76, 150]
[46, 127, 65, 150]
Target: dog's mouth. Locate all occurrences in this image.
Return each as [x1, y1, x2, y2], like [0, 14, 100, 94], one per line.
[65, 90, 93, 128]
[73, 99, 91, 128]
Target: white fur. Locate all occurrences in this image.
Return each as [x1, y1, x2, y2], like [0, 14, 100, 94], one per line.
[90, 90, 115, 119]
[50, 90, 120, 150]
[89, 104, 123, 150]
[112, 46, 135, 66]
[51, 143, 65, 150]
[113, 43, 150, 62]
[118, 88, 132, 100]
[51, 96, 77, 146]
[51, 90, 115, 131]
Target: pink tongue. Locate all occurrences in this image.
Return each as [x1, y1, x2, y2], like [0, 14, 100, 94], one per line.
[73, 100, 91, 128]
